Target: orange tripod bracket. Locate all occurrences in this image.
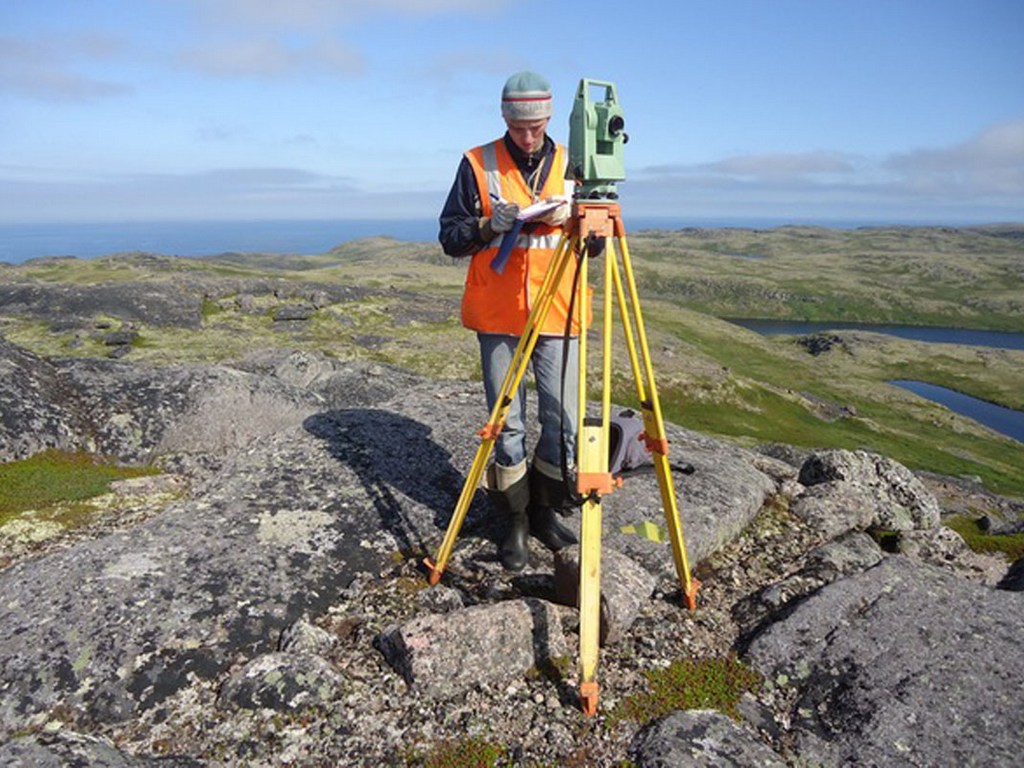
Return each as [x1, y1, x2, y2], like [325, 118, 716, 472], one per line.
[576, 472, 622, 497]
[574, 201, 625, 240]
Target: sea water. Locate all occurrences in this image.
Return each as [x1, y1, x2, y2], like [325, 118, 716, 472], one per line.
[0, 216, 879, 264]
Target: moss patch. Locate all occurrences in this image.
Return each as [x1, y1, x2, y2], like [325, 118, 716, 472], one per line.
[945, 515, 1024, 562]
[406, 736, 508, 768]
[609, 655, 762, 725]
[0, 450, 156, 524]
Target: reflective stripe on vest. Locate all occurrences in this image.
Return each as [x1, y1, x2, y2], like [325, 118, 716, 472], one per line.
[460, 138, 591, 336]
[509, 231, 562, 251]
[480, 142, 502, 207]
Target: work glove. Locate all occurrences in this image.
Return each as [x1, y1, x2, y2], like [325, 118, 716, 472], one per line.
[490, 200, 520, 233]
[539, 197, 570, 227]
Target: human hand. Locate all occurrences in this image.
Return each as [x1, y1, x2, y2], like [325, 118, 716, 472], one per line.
[539, 197, 570, 226]
[490, 200, 520, 233]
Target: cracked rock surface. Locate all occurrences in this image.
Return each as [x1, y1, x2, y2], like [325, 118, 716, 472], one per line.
[1, 340, 1022, 766]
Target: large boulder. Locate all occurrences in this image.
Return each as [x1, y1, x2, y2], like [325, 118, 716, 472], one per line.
[745, 556, 1024, 766]
[999, 556, 1024, 591]
[552, 545, 656, 644]
[792, 449, 941, 536]
[376, 598, 569, 697]
[596, 426, 776, 584]
[0, 730, 201, 767]
[0, 336, 86, 459]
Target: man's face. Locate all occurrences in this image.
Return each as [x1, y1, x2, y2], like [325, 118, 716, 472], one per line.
[505, 117, 549, 155]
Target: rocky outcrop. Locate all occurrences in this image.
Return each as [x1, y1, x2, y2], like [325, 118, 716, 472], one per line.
[1000, 556, 1024, 591]
[790, 448, 941, 539]
[0, 279, 205, 330]
[216, 652, 349, 712]
[0, 730, 202, 767]
[377, 599, 569, 696]
[745, 556, 1024, 766]
[630, 709, 788, 767]
[0, 335, 88, 459]
[1, 337, 1021, 766]
[733, 531, 885, 641]
[0, 340, 776, 758]
[0, 335, 327, 463]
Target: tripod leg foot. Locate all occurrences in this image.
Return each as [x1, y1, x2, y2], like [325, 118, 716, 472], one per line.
[580, 682, 599, 716]
[684, 577, 701, 611]
[423, 558, 443, 586]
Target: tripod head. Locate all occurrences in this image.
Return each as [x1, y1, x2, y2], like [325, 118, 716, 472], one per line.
[567, 79, 629, 200]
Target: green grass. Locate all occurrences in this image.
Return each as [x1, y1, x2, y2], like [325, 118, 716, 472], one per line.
[406, 737, 508, 768]
[609, 655, 762, 725]
[945, 515, 1024, 562]
[598, 299, 1024, 498]
[626, 225, 1024, 332]
[0, 450, 156, 524]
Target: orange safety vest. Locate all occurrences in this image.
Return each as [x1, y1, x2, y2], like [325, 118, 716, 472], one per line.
[460, 138, 591, 336]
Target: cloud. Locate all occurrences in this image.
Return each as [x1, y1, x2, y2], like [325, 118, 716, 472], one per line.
[187, 0, 501, 28]
[889, 120, 1024, 172]
[644, 151, 857, 182]
[627, 121, 1024, 221]
[704, 152, 856, 179]
[173, 0, 502, 80]
[178, 37, 362, 78]
[885, 119, 1024, 198]
[0, 35, 131, 102]
[426, 49, 524, 84]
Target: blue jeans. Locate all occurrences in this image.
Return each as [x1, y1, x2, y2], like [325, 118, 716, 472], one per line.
[478, 332, 578, 471]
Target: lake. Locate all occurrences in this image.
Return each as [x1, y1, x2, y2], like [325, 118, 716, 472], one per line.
[728, 318, 1024, 351]
[730, 319, 1024, 442]
[891, 381, 1024, 445]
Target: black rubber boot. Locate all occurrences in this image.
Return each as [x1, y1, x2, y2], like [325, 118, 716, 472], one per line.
[485, 465, 531, 571]
[527, 466, 578, 551]
[499, 507, 530, 571]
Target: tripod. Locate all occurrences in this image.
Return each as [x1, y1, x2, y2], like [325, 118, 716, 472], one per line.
[424, 200, 699, 715]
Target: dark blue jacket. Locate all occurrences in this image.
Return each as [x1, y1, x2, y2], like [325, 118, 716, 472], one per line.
[438, 133, 559, 258]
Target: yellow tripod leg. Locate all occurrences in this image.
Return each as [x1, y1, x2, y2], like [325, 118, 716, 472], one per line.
[576, 226, 617, 716]
[612, 231, 700, 609]
[425, 232, 577, 584]
[576, 423, 604, 716]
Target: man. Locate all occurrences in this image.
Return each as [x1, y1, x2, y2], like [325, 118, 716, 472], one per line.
[438, 71, 590, 571]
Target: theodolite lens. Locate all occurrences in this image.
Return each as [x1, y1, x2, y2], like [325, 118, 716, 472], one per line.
[608, 115, 625, 137]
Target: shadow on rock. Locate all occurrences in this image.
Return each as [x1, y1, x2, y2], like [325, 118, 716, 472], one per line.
[304, 409, 478, 555]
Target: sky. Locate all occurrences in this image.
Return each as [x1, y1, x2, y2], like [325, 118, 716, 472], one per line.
[2, 0, 1022, 226]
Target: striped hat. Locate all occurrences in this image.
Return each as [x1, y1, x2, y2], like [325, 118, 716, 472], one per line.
[501, 71, 553, 121]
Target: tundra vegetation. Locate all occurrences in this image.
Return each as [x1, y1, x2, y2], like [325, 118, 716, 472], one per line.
[3, 225, 1022, 503]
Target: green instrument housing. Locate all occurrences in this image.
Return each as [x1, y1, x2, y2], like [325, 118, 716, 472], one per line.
[567, 79, 628, 199]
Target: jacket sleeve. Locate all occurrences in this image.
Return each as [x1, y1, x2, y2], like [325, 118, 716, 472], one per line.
[438, 156, 486, 258]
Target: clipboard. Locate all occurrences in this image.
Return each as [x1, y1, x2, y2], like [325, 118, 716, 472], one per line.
[490, 199, 566, 274]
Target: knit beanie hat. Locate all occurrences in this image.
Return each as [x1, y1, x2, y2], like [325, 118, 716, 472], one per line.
[501, 71, 553, 121]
